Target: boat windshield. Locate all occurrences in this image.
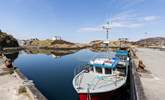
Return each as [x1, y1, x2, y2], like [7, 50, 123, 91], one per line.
[95, 67, 102, 73]
[91, 52, 115, 60]
[116, 64, 126, 76]
[105, 68, 112, 74]
[116, 55, 128, 61]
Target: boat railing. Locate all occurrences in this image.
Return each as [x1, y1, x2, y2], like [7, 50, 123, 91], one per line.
[74, 64, 90, 76]
[97, 75, 126, 89]
[90, 51, 115, 61]
[91, 56, 112, 61]
[73, 64, 90, 87]
[74, 70, 85, 87]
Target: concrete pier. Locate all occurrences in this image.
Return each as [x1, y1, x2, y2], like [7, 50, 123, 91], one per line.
[0, 57, 47, 100]
[135, 48, 165, 100]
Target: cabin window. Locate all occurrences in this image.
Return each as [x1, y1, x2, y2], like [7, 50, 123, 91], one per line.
[117, 55, 127, 60]
[122, 56, 128, 60]
[116, 64, 126, 76]
[95, 67, 102, 73]
[105, 68, 112, 74]
[117, 64, 124, 68]
[123, 56, 127, 60]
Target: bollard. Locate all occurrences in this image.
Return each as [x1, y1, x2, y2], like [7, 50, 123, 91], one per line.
[5, 59, 13, 68]
[137, 60, 146, 72]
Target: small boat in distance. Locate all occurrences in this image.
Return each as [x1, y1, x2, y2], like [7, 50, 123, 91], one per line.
[72, 50, 129, 100]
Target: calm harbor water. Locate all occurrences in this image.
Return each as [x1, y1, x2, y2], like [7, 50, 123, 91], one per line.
[7, 49, 129, 100]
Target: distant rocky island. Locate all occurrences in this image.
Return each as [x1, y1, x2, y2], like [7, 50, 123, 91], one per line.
[133, 37, 165, 47]
[22, 39, 89, 50]
[21, 36, 165, 50]
[89, 37, 165, 48]
[0, 30, 19, 49]
[1, 30, 164, 50]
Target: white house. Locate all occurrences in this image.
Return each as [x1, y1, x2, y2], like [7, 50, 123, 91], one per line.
[52, 36, 61, 41]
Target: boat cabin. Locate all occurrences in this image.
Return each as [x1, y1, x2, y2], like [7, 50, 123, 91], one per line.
[86, 58, 126, 76]
[115, 50, 129, 61]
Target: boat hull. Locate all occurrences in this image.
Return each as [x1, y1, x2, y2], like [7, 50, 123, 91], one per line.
[79, 86, 123, 100]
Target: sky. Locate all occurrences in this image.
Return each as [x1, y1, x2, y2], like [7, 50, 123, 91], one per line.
[0, 0, 165, 43]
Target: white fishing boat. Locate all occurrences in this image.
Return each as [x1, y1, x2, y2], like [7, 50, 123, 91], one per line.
[72, 50, 129, 100]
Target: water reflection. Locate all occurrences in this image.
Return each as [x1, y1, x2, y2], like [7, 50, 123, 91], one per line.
[10, 49, 129, 100]
[4, 51, 19, 62]
[4, 49, 78, 63]
[24, 49, 77, 57]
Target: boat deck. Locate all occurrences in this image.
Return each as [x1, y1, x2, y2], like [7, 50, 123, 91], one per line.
[74, 71, 126, 93]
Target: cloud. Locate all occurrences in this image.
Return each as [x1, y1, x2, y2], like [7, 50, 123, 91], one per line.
[78, 7, 160, 32]
[78, 0, 162, 33]
[121, 0, 145, 10]
[78, 15, 160, 32]
[110, 9, 160, 27]
[112, 22, 142, 28]
[143, 16, 159, 21]
[78, 27, 103, 32]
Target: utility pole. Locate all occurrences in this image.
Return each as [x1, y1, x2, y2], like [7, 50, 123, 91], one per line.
[102, 22, 111, 41]
[102, 21, 111, 49]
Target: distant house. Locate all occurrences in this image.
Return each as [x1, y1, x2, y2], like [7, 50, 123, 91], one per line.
[18, 40, 25, 46]
[18, 38, 39, 46]
[118, 38, 128, 47]
[52, 36, 61, 41]
[18, 40, 31, 46]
